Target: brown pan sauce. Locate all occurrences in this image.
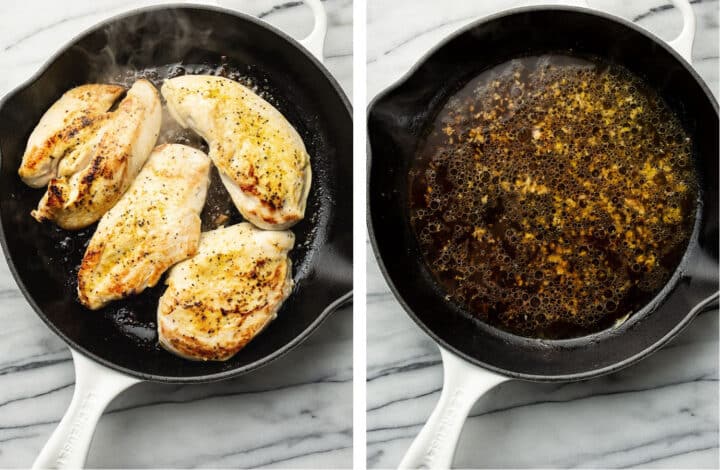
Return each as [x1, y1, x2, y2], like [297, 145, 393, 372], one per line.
[409, 55, 697, 339]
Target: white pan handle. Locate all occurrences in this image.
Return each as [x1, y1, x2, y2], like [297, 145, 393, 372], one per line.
[298, 0, 328, 62]
[32, 349, 140, 469]
[666, 0, 696, 62]
[561, 0, 694, 63]
[546, 0, 694, 63]
[203, 0, 326, 62]
[398, 347, 509, 469]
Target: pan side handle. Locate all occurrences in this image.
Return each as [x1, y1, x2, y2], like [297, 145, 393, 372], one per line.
[398, 347, 509, 470]
[298, 0, 328, 62]
[547, 0, 695, 63]
[32, 349, 140, 470]
[208, 0, 326, 62]
[666, 0, 696, 63]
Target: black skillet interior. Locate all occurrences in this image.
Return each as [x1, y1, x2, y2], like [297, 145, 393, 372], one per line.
[0, 6, 352, 382]
[368, 7, 719, 381]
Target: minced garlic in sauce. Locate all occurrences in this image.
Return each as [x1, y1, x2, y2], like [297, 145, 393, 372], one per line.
[409, 55, 697, 339]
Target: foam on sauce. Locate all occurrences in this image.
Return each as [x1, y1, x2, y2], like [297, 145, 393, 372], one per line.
[409, 54, 698, 339]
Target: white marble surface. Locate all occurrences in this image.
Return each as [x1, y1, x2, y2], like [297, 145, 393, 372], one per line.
[367, 0, 719, 468]
[0, 1, 352, 468]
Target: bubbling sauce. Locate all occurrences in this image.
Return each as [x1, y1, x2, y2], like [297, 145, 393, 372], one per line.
[409, 55, 698, 339]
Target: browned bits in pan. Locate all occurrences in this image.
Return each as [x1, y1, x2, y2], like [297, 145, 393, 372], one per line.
[409, 54, 698, 339]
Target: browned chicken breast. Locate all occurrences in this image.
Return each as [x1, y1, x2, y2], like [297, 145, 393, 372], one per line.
[31, 79, 161, 230]
[161, 75, 311, 230]
[157, 223, 294, 361]
[77, 144, 211, 310]
[18, 84, 125, 188]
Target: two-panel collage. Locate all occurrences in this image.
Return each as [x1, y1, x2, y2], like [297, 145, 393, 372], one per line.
[0, 0, 718, 469]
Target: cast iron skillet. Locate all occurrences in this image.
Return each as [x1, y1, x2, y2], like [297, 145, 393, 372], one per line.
[368, 1, 717, 468]
[0, 2, 351, 468]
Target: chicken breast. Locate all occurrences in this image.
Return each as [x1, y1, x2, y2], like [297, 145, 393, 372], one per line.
[77, 144, 211, 310]
[158, 223, 294, 361]
[161, 75, 311, 230]
[18, 84, 125, 188]
[31, 79, 162, 230]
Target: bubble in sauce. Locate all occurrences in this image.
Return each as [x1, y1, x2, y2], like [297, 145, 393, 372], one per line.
[409, 54, 697, 339]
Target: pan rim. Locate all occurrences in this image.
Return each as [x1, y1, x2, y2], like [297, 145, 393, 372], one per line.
[0, 3, 353, 383]
[367, 4, 719, 382]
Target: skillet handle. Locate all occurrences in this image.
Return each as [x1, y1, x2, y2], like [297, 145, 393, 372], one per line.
[298, 0, 328, 62]
[551, 0, 695, 63]
[398, 347, 508, 470]
[209, 0, 326, 62]
[666, 0, 696, 63]
[32, 349, 140, 469]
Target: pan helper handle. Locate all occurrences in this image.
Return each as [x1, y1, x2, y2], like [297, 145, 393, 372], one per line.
[298, 0, 328, 62]
[200, 0, 326, 62]
[666, 0, 696, 62]
[552, 0, 695, 63]
[398, 347, 509, 470]
[32, 349, 140, 469]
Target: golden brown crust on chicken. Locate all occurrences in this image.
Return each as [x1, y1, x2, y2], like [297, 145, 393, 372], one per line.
[31, 80, 162, 230]
[18, 84, 125, 188]
[161, 75, 311, 230]
[157, 223, 294, 361]
[77, 144, 211, 310]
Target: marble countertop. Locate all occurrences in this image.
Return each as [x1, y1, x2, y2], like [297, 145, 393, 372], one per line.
[0, 0, 352, 468]
[367, 0, 718, 468]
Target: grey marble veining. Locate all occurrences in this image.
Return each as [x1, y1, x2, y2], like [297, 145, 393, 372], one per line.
[0, 0, 352, 468]
[367, 0, 719, 468]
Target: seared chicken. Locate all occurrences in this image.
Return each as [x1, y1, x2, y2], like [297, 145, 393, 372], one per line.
[161, 75, 311, 230]
[18, 84, 125, 188]
[77, 144, 210, 310]
[157, 223, 294, 361]
[31, 79, 161, 229]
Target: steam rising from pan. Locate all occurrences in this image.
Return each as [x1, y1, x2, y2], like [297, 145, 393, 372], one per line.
[78, 10, 213, 81]
[69, 8, 281, 150]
